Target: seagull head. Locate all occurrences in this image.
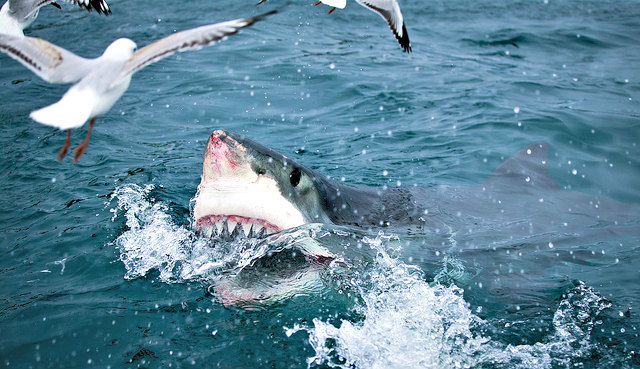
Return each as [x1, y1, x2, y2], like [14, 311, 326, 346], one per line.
[103, 38, 137, 60]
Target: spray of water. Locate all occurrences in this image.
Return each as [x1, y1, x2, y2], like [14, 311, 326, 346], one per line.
[109, 184, 619, 369]
[287, 236, 615, 369]
[109, 184, 272, 283]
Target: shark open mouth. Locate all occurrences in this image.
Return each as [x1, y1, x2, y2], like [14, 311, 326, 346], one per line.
[195, 214, 281, 239]
[193, 130, 310, 242]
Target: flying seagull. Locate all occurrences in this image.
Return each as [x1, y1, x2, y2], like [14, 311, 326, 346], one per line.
[258, 0, 411, 52]
[0, 0, 111, 37]
[0, 10, 276, 162]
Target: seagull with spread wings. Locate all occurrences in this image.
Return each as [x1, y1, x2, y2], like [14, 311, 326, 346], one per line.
[0, 11, 275, 162]
[0, 0, 111, 37]
[259, 0, 410, 52]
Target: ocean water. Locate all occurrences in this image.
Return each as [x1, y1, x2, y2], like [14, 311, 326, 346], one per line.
[1, 0, 639, 368]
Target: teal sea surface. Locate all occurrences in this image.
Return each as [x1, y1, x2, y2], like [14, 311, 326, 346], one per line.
[1, 0, 639, 368]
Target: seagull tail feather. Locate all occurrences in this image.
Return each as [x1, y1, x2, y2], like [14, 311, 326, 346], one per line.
[30, 89, 93, 130]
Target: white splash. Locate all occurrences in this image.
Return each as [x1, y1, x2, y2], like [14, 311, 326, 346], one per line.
[288, 234, 488, 369]
[109, 185, 617, 367]
[109, 184, 271, 283]
[288, 235, 613, 369]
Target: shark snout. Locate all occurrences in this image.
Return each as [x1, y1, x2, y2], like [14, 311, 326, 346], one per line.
[202, 130, 246, 180]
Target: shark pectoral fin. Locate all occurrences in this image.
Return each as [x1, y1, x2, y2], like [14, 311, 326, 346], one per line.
[486, 143, 558, 190]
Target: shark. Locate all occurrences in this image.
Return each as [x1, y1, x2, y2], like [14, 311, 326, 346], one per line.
[192, 130, 638, 305]
[194, 129, 636, 242]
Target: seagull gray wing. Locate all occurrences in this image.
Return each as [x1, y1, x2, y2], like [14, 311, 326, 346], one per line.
[116, 10, 276, 84]
[0, 34, 94, 83]
[355, 0, 411, 52]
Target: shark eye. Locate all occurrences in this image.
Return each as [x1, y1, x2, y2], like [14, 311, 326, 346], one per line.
[257, 168, 266, 175]
[289, 168, 301, 187]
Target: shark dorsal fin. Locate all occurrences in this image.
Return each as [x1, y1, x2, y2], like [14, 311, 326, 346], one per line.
[486, 143, 557, 190]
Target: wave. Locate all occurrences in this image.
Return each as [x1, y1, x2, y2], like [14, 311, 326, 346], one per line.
[110, 183, 632, 368]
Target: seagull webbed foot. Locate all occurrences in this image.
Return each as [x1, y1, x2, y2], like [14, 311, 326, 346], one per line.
[72, 117, 96, 163]
[57, 130, 71, 161]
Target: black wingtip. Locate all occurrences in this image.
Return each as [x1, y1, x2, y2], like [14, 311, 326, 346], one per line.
[73, 0, 111, 15]
[250, 8, 278, 23]
[88, 0, 111, 15]
[398, 23, 411, 53]
[250, 1, 290, 21]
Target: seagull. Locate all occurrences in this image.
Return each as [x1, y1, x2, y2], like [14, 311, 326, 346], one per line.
[258, 0, 410, 52]
[0, 10, 276, 162]
[0, 0, 111, 37]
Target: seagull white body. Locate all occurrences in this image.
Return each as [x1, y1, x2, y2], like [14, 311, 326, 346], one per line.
[28, 38, 135, 129]
[0, 11, 275, 161]
[320, 0, 346, 7]
[0, 0, 110, 37]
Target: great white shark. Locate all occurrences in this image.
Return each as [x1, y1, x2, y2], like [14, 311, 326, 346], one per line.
[194, 129, 637, 241]
[193, 130, 638, 305]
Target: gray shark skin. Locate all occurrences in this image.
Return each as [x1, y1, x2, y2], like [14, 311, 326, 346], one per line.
[193, 129, 425, 239]
[194, 130, 639, 306]
[194, 130, 638, 242]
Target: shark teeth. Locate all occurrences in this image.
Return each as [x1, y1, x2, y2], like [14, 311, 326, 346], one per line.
[242, 223, 252, 236]
[227, 220, 237, 234]
[197, 216, 278, 241]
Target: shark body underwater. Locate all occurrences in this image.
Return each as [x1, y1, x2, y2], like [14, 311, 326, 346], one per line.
[193, 130, 638, 304]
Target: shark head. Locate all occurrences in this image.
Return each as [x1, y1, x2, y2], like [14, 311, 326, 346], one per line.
[193, 130, 333, 239]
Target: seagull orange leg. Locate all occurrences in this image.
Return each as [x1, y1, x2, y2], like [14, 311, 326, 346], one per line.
[313, 1, 321, 5]
[57, 130, 71, 161]
[72, 117, 96, 163]
[327, 7, 336, 14]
